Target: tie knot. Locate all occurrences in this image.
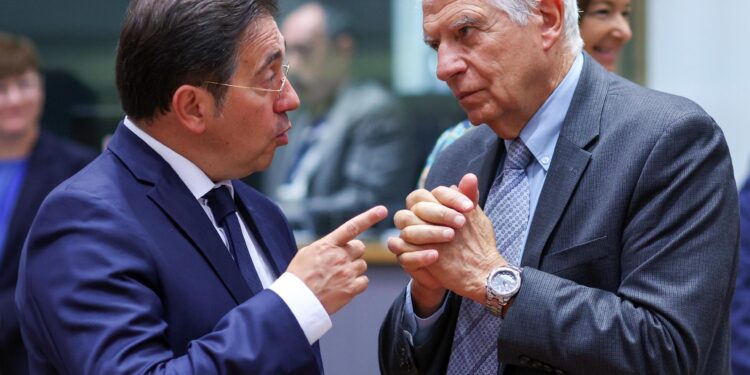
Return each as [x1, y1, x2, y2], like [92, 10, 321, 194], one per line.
[204, 186, 236, 224]
[504, 139, 532, 171]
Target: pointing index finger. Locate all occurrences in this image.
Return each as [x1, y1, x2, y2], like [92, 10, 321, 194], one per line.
[323, 205, 388, 245]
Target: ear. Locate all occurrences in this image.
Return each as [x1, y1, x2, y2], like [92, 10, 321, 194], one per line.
[171, 85, 214, 135]
[334, 33, 354, 56]
[537, 0, 565, 51]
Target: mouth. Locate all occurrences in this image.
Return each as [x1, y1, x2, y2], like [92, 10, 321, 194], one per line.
[275, 126, 291, 145]
[454, 89, 480, 102]
[591, 45, 621, 63]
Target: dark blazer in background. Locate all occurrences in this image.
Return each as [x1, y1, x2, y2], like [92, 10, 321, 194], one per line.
[15, 124, 322, 374]
[379, 56, 739, 375]
[261, 81, 419, 234]
[0, 131, 96, 375]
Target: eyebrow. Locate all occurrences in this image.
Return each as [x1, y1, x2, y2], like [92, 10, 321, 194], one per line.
[450, 15, 479, 30]
[255, 49, 283, 75]
[423, 14, 482, 45]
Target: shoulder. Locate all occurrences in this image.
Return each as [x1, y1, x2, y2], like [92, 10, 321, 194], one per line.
[334, 81, 401, 119]
[573, 68, 720, 160]
[43, 149, 129, 214]
[34, 131, 98, 168]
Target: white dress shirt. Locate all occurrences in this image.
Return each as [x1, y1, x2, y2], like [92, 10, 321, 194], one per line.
[123, 118, 331, 345]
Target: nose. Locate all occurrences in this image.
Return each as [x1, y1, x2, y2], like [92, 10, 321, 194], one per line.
[435, 44, 467, 82]
[274, 80, 300, 113]
[613, 14, 633, 42]
[0, 84, 23, 105]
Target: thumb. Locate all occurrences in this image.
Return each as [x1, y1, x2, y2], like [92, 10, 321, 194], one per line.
[458, 173, 479, 206]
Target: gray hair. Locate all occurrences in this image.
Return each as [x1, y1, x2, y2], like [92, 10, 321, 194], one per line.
[489, 0, 583, 55]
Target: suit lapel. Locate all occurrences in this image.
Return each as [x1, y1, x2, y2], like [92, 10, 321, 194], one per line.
[233, 186, 289, 276]
[521, 54, 607, 269]
[521, 138, 591, 268]
[108, 124, 253, 304]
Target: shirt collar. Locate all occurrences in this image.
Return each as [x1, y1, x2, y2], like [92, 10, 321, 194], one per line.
[123, 117, 233, 200]
[504, 52, 584, 171]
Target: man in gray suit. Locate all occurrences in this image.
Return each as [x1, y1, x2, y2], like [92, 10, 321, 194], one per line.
[261, 2, 418, 236]
[379, 0, 739, 374]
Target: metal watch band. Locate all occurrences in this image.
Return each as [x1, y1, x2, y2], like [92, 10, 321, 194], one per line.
[485, 265, 522, 317]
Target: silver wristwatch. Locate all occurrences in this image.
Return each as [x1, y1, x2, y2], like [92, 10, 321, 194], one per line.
[485, 265, 522, 317]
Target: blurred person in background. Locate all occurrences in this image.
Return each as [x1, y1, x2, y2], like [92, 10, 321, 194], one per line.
[418, 0, 632, 188]
[261, 1, 418, 237]
[733, 176, 750, 374]
[0, 32, 96, 375]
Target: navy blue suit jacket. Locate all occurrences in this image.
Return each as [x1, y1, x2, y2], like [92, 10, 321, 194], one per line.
[0, 131, 95, 375]
[733, 177, 750, 374]
[15, 124, 323, 374]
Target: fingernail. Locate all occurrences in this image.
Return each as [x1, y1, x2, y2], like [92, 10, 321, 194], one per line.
[454, 215, 465, 226]
[461, 200, 472, 210]
[427, 250, 438, 261]
[443, 229, 453, 239]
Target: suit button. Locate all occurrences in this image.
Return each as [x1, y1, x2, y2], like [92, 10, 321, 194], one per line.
[555, 370, 565, 375]
[519, 356, 531, 366]
[543, 364, 553, 373]
[531, 360, 543, 369]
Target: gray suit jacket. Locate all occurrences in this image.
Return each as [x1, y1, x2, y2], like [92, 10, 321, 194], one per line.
[261, 81, 418, 234]
[379, 56, 739, 375]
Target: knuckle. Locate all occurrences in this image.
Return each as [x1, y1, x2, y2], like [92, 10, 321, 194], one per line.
[345, 221, 360, 238]
[431, 186, 447, 196]
[386, 237, 401, 254]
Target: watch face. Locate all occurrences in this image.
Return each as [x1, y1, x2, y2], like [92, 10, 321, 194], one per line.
[491, 270, 518, 293]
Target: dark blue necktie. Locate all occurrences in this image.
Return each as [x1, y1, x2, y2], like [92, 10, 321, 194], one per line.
[447, 139, 532, 374]
[204, 186, 264, 294]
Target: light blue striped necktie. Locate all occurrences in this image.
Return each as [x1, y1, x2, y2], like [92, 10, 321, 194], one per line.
[447, 139, 532, 374]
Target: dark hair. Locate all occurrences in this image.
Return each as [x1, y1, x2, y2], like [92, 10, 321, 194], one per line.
[116, 0, 278, 121]
[283, 2, 352, 41]
[578, 0, 591, 19]
[0, 32, 39, 80]
[319, 3, 352, 40]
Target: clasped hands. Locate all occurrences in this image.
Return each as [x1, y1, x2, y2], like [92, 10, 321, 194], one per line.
[387, 173, 508, 316]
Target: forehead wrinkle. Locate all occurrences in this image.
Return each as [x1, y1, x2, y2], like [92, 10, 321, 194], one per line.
[423, 5, 487, 45]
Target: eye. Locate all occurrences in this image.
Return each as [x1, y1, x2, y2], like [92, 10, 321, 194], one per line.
[592, 8, 610, 16]
[427, 41, 439, 51]
[458, 26, 472, 38]
[587, 5, 612, 17]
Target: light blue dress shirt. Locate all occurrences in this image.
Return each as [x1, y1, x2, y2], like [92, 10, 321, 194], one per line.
[404, 53, 585, 343]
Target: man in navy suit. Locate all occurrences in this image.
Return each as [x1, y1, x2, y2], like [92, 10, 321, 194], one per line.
[15, 0, 386, 374]
[0, 32, 97, 375]
[379, 0, 738, 374]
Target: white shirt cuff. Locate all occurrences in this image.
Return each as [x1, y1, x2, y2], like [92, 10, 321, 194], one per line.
[269, 272, 332, 345]
[404, 279, 447, 345]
